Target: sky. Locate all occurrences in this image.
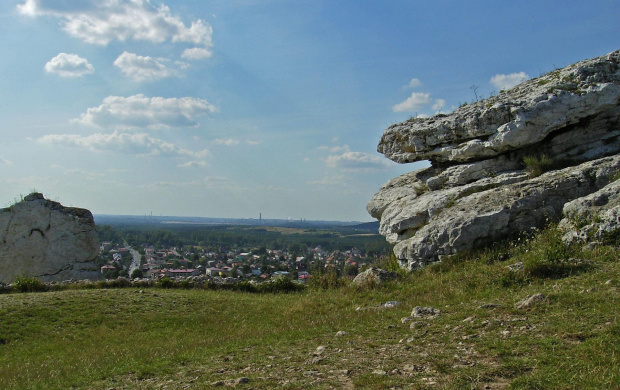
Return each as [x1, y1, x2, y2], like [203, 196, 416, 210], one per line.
[0, 1, 618, 222]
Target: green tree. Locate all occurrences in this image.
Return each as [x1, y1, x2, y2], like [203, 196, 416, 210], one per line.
[131, 269, 144, 279]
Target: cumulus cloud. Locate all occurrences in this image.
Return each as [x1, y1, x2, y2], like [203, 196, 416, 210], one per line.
[408, 78, 422, 88]
[392, 92, 432, 112]
[318, 144, 351, 153]
[143, 176, 231, 188]
[74, 94, 218, 129]
[326, 150, 391, 171]
[17, 0, 213, 48]
[113, 52, 182, 82]
[213, 138, 240, 146]
[490, 72, 530, 90]
[38, 130, 209, 159]
[432, 99, 446, 112]
[177, 160, 207, 168]
[181, 47, 212, 60]
[45, 53, 94, 77]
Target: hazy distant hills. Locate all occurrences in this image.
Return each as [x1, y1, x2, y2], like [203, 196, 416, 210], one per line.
[94, 214, 380, 232]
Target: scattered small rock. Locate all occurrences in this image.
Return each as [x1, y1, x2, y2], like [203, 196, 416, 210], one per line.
[403, 364, 424, 372]
[515, 293, 546, 309]
[227, 377, 249, 386]
[307, 357, 323, 365]
[411, 306, 442, 318]
[507, 262, 524, 272]
[335, 330, 347, 337]
[410, 321, 426, 329]
[372, 369, 387, 375]
[315, 346, 327, 355]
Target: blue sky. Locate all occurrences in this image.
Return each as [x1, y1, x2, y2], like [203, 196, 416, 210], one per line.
[0, 0, 618, 221]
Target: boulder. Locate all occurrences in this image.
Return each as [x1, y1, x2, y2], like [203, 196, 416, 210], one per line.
[351, 267, 398, 287]
[369, 49, 620, 269]
[0, 193, 100, 283]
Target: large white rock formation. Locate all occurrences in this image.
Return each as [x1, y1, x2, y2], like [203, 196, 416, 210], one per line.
[369, 49, 620, 269]
[0, 193, 99, 283]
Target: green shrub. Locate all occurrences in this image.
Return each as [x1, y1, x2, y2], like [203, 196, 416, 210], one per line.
[308, 268, 346, 290]
[257, 277, 305, 293]
[523, 154, 554, 177]
[13, 276, 47, 293]
[371, 252, 402, 273]
[157, 277, 176, 289]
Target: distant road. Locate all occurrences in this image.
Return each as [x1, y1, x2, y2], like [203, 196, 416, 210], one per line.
[124, 241, 141, 277]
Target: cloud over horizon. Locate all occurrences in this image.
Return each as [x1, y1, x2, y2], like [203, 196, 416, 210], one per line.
[182, 47, 213, 60]
[38, 130, 209, 159]
[324, 145, 392, 171]
[490, 72, 530, 90]
[74, 94, 218, 129]
[45, 53, 95, 77]
[17, 0, 213, 48]
[392, 92, 432, 112]
[113, 52, 185, 82]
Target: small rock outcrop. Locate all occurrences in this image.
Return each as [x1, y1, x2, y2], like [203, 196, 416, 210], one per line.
[351, 267, 398, 287]
[0, 193, 100, 283]
[369, 50, 620, 269]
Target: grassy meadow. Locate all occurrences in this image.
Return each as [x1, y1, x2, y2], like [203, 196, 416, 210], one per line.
[1, 227, 619, 389]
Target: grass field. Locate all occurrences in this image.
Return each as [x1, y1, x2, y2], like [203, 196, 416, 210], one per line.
[1, 227, 619, 389]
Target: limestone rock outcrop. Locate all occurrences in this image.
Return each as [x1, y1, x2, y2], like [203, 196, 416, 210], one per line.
[559, 177, 620, 244]
[369, 50, 620, 270]
[0, 193, 100, 283]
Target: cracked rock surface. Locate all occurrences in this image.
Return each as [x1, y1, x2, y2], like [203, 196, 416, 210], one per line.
[0, 193, 99, 283]
[369, 49, 620, 269]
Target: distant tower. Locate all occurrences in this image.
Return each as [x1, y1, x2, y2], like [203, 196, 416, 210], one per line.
[260, 213, 262, 220]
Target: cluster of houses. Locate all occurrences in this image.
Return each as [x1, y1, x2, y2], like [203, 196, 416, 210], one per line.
[99, 240, 368, 283]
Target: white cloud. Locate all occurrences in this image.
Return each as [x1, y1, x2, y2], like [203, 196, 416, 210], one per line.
[490, 72, 530, 90]
[177, 160, 207, 168]
[213, 138, 240, 146]
[181, 47, 212, 60]
[246, 140, 262, 145]
[143, 176, 231, 188]
[307, 174, 346, 186]
[74, 94, 218, 129]
[392, 92, 432, 112]
[431, 99, 446, 112]
[408, 78, 422, 88]
[326, 151, 391, 171]
[17, 0, 213, 48]
[318, 144, 351, 153]
[45, 53, 94, 77]
[63, 169, 104, 180]
[113, 52, 181, 82]
[38, 130, 209, 159]
[0, 156, 13, 166]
